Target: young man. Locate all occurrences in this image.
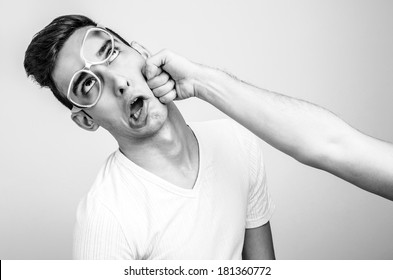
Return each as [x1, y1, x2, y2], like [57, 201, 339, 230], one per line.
[24, 15, 275, 259]
[144, 50, 393, 201]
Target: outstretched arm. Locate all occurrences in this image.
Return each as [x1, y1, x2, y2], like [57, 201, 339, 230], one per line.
[144, 50, 393, 201]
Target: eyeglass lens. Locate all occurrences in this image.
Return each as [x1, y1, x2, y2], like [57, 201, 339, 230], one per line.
[82, 29, 114, 63]
[69, 29, 114, 107]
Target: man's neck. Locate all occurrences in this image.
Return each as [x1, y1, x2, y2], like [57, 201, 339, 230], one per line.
[118, 103, 199, 188]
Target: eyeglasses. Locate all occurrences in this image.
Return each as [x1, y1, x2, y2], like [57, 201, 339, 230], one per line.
[67, 27, 151, 113]
[67, 27, 118, 110]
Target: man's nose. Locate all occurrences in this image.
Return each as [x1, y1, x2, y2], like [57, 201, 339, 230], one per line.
[112, 74, 130, 97]
[93, 65, 131, 97]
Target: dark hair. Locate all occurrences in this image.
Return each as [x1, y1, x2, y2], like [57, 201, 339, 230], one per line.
[24, 15, 96, 109]
[24, 14, 131, 110]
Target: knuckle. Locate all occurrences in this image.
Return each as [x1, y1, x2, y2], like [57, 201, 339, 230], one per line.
[152, 88, 161, 96]
[159, 96, 168, 103]
[160, 73, 169, 83]
[161, 71, 169, 79]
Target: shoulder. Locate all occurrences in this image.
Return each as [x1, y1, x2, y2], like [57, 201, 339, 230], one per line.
[189, 119, 239, 153]
[188, 118, 233, 133]
[191, 119, 262, 155]
[76, 150, 130, 220]
[75, 191, 112, 223]
[189, 118, 250, 144]
[87, 149, 139, 197]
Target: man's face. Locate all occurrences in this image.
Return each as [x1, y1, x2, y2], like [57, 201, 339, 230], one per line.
[52, 26, 168, 141]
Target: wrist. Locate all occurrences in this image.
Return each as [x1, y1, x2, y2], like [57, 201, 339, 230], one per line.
[193, 65, 239, 105]
[191, 64, 222, 100]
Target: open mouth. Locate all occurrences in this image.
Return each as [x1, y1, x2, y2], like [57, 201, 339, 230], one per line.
[130, 97, 144, 120]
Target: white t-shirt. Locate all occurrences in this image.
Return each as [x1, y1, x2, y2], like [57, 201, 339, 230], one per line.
[73, 119, 274, 259]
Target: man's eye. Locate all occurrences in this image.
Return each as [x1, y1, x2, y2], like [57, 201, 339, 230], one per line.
[108, 48, 120, 63]
[82, 78, 97, 95]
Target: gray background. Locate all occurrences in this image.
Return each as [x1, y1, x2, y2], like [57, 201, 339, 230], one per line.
[1, 0, 392, 259]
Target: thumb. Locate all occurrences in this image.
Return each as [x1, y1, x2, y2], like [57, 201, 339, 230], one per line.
[143, 61, 161, 80]
[144, 50, 173, 79]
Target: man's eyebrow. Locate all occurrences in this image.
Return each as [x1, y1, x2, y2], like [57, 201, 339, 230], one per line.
[97, 39, 112, 58]
[72, 72, 88, 95]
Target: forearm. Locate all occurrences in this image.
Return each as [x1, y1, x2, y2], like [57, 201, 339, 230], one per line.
[194, 66, 393, 200]
[194, 66, 345, 163]
[242, 223, 275, 260]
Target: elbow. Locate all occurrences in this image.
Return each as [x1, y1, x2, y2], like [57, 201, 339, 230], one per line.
[276, 123, 355, 171]
[292, 147, 325, 168]
[291, 134, 348, 171]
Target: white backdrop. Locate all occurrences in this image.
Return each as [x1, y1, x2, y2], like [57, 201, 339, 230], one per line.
[1, 0, 392, 259]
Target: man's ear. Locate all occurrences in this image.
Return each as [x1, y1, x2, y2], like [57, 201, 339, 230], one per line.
[71, 111, 99, 132]
[130, 41, 151, 60]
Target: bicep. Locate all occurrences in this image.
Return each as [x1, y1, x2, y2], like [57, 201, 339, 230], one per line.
[242, 222, 275, 260]
[325, 130, 393, 200]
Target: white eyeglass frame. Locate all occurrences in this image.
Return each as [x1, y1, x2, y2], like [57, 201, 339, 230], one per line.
[68, 26, 151, 114]
[67, 26, 115, 111]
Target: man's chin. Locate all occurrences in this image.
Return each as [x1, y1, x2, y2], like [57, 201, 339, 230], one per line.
[129, 110, 168, 138]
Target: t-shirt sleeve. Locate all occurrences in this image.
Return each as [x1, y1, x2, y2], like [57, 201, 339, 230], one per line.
[229, 120, 275, 229]
[73, 195, 134, 259]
